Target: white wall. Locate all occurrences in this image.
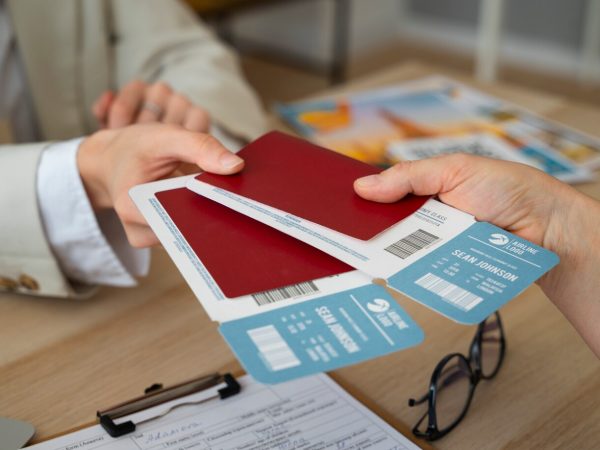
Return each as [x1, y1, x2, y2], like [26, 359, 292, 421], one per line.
[399, 0, 593, 81]
[228, 0, 599, 83]
[230, 1, 332, 64]
[396, 10, 583, 79]
[230, 0, 401, 67]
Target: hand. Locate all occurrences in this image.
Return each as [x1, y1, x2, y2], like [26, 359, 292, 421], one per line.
[77, 123, 244, 247]
[354, 154, 600, 357]
[92, 80, 210, 132]
[354, 154, 567, 248]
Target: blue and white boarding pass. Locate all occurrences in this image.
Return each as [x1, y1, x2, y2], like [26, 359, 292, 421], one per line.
[188, 178, 559, 324]
[220, 284, 424, 384]
[131, 176, 423, 384]
[387, 221, 559, 324]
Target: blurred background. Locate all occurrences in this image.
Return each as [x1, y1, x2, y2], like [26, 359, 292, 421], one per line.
[188, 0, 600, 106]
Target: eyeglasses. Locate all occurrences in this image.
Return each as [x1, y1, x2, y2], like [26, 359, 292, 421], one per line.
[408, 312, 506, 441]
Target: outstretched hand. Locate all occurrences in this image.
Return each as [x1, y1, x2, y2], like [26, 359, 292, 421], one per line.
[354, 154, 600, 357]
[77, 123, 243, 247]
[354, 154, 568, 248]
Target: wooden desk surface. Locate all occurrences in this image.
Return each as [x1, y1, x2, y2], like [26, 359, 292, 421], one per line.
[1, 62, 599, 449]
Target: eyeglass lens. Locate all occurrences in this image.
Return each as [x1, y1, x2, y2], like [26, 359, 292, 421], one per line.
[433, 355, 472, 431]
[479, 315, 503, 378]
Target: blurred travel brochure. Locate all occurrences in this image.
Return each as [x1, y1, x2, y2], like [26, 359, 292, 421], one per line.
[277, 76, 599, 184]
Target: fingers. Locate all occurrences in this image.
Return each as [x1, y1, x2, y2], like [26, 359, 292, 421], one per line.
[101, 80, 212, 132]
[153, 129, 244, 175]
[183, 106, 210, 133]
[108, 80, 147, 128]
[163, 93, 191, 125]
[92, 91, 114, 128]
[354, 154, 472, 202]
[137, 82, 172, 123]
[156, 90, 211, 132]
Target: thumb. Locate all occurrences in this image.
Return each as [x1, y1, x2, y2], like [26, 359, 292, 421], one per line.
[153, 128, 245, 175]
[354, 155, 468, 203]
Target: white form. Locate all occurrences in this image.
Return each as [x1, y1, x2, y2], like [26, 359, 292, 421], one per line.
[27, 374, 419, 450]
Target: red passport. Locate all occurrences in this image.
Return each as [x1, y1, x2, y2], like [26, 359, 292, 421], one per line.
[197, 131, 428, 240]
[156, 188, 352, 299]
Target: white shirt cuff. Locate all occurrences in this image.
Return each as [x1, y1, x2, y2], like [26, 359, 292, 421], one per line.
[36, 138, 150, 287]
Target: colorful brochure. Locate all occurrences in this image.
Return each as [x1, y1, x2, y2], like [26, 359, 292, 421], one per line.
[277, 75, 598, 183]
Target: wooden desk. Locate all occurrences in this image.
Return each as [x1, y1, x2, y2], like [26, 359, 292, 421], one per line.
[1, 62, 599, 449]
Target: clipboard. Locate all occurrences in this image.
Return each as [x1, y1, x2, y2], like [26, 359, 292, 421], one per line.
[96, 372, 240, 437]
[96, 371, 432, 449]
[30, 367, 246, 445]
[21, 371, 241, 444]
[29, 368, 431, 450]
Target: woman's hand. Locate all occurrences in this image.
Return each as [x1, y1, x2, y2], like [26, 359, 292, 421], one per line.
[355, 154, 600, 357]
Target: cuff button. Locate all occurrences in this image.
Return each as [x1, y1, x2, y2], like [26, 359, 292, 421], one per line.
[19, 274, 39, 291]
[0, 277, 19, 290]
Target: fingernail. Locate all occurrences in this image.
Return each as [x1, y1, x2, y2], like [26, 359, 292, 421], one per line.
[356, 175, 381, 187]
[219, 152, 244, 169]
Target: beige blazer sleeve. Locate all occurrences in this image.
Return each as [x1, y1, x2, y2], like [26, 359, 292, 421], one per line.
[0, 143, 95, 298]
[0, 0, 267, 298]
[109, 0, 269, 142]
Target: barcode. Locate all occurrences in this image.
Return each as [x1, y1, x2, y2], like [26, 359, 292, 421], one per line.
[415, 273, 483, 311]
[385, 229, 439, 259]
[252, 281, 319, 306]
[248, 325, 301, 371]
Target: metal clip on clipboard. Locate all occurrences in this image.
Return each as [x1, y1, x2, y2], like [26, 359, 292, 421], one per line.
[97, 372, 240, 437]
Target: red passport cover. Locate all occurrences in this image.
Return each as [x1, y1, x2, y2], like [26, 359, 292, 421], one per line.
[197, 131, 428, 240]
[156, 188, 353, 299]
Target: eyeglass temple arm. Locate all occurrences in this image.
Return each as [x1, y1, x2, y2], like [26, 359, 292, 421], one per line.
[408, 362, 466, 407]
[408, 391, 429, 407]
